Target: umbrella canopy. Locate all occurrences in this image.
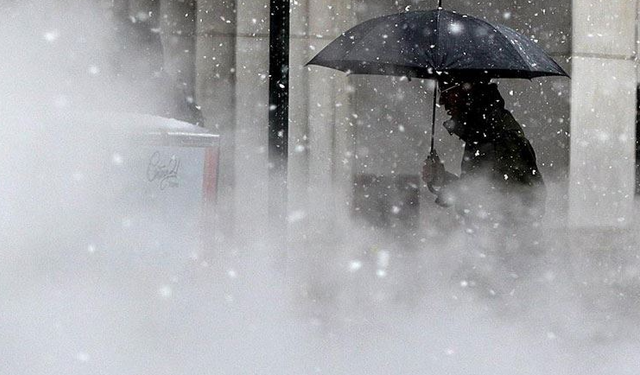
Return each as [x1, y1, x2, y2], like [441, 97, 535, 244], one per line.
[308, 9, 568, 80]
[308, 8, 569, 156]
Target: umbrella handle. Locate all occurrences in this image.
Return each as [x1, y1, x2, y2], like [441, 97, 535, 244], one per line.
[429, 81, 438, 156]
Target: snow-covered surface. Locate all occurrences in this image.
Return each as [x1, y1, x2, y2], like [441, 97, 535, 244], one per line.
[0, 111, 208, 140]
[46, 111, 208, 135]
[72, 111, 205, 133]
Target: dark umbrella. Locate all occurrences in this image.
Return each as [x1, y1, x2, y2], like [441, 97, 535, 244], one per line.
[307, 7, 569, 155]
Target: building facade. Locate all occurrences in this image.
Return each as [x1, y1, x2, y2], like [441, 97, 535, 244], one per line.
[112, 0, 638, 245]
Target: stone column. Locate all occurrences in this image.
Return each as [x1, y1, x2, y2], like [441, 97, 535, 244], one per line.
[288, 0, 357, 305]
[329, 1, 358, 224]
[232, 0, 271, 243]
[195, 0, 237, 242]
[569, 0, 637, 227]
[567, 0, 639, 315]
[287, 0, 311, 238]
[302, 0, 357, 241]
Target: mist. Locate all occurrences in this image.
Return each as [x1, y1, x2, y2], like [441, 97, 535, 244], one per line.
[1, 1, 640, 375]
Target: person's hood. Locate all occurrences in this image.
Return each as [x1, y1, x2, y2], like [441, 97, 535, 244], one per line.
[447, 83, 514, 143]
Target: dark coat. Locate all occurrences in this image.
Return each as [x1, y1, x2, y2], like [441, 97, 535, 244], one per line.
[434, 84, 545, 224]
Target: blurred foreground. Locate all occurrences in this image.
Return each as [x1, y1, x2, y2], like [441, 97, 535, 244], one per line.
[2, 127, 640, 374]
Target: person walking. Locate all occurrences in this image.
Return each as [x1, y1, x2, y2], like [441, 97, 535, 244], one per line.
[422, 80, 546, 296]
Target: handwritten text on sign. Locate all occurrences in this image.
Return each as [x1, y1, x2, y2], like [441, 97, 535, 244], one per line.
[146, 151, 181, 190]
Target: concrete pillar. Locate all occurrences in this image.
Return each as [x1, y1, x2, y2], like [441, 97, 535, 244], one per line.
[306, 64, 336, 235]
[303, 0, 357, 240]
[233, 0, 270, 243]
[194, 0, 274, 246]
[288, 0, 357, 304]
[569, 0, 637, 227]
[195, 0, 237, 242]
[328, 1, 358, 225]
[288, 0, 311, 238]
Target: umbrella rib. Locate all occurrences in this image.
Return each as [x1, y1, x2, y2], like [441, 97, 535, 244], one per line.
[494, 28, 536, 73]
[486, 22, 562, 75]
[336, 18, 385, 63]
